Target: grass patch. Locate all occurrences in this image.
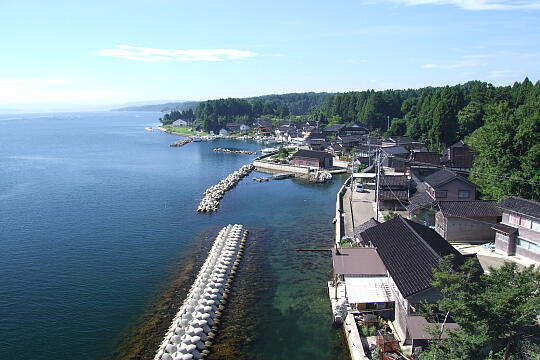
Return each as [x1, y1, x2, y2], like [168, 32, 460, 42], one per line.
[163, 125, 210, 136]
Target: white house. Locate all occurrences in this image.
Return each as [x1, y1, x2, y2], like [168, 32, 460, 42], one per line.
[219, 129, 229, 136]
[172, 119, 189, 126]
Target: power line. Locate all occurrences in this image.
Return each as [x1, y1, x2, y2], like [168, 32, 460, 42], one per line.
[409, 160, 540, 186]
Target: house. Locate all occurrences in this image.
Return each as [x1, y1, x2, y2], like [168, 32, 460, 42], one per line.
[307, 138, 328, 151]
[306, 132, 327, 151]
[323, 123, 346, 137]
[382, 136, 416, 148]
[219, 128, 229, 136]
[225, 123, 241, 133]
[493, 197, 540, 262]
[289, 149, 333, 168]
[435, 201, 501, 243]
[408, 169, 477, 227]
[424, 168, 476, 201]
[332, 247, 394, 318]
[253, 119, 273, 136]
[377, 175, 410, 210]
[358, 216, 467, 349]
[172, 119, 189, 126]
[338, 123, 370, 136]
[441, 141, 475, 172]
[239, 124, 250, 132]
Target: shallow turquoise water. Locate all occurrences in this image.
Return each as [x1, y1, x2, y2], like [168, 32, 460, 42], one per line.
[0, 112, 347, 359]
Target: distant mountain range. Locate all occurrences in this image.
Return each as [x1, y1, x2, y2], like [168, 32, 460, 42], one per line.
[112, 101, 200, 112]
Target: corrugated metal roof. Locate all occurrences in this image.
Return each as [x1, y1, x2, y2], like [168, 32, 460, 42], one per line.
[344, 276, 394, 304]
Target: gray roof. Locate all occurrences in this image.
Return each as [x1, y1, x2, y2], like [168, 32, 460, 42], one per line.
[498, 196, 540, 220]
[438, 200, 501, 218]
[407, 191, 436, 213]
[291, 149, 333, 161]
[354, 218, 380, 239]
[382, 146, 409, 156]
[332, 247, 387, 276]
[424, 168, 473, 189]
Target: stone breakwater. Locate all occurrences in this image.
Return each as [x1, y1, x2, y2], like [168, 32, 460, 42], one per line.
[155, 225, 248, 360]
[170, 137, 193, 147]
[197, 164, 254, 213]
[213, 148, 257, 155]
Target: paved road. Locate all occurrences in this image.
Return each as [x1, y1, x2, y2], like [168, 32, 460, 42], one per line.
[342, 187, 376, 237]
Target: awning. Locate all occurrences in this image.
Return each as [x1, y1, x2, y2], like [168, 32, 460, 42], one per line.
[344, 276, 395, 304]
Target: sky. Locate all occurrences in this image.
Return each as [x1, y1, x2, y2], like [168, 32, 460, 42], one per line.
[1, 0, 539, 109]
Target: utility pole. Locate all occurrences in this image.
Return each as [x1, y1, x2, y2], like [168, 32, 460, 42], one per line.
[375, 148, 381, 221]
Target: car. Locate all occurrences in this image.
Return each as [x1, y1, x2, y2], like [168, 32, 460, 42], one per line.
[355, 183, 364, 192]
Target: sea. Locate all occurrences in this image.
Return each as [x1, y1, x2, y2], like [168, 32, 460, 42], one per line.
[0, 111, 348, 360]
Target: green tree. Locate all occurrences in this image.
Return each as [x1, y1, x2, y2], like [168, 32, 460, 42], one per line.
[420, 257, 540, 360]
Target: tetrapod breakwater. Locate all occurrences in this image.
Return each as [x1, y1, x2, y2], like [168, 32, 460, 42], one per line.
[155, 225, 248, 360]
[196, 164, 254, 213]
[170, 137, 193, 147]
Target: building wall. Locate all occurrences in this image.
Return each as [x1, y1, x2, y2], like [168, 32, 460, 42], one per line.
[515, 244, 540, 262]
[427, 179, 476, 201]
[495, 232, 511, 254]
[290, 158, 319, 167]
[436, 215, 497, 243]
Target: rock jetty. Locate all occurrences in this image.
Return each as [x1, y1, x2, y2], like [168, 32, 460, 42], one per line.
[170, 137, 193, 147]
[197, 164, 254, 213]
[213, 148, 256, 155]
[154, 225, 248, 360]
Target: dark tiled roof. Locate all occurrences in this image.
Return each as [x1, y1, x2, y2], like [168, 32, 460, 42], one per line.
[379, 190, 409, 201]
[492, 223, 518, 234]
[448, 147, 474, 169]
[438, 200, 501, 218]
[410, 151, 440, 165]
[361, 216, 466, 297]
[424, 168, 473, 189]
[498, 196, 540, 220]
[354, 218, 380, 238]
[449, 140, 468, 149]
[291, 149, 332, 161]
[407, 191, 436, 213]
[307, 132, 326, 140]
[382, 146, 409, 156]
[379, 175, 409, 187]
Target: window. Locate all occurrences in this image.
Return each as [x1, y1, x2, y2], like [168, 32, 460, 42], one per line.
[436, 190, 447, 198]
[520, 217, 532, 229]
[532, 221, 540, 232]
[509, 215, 521, 225]
[517, 238, 540, 254]
[458, 190, 470, 199]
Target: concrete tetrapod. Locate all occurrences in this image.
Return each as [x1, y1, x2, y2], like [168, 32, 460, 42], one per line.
[155, 225, 247, 360]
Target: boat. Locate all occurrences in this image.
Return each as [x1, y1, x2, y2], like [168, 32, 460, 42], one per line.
[272, 173, 295, 180]
[144, 127, 153, 131]
[192, 135, 202, 142]
[260, 147, 279, 154]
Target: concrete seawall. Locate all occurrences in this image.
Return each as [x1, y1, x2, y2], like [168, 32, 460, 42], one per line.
[335, 176, 352, 244]
[253, 161, 310, 175]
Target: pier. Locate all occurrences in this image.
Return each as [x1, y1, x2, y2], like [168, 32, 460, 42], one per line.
[155, 225, 249, 360]
[213, 148, 257, 155]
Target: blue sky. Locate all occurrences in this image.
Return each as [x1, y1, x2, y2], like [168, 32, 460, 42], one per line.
[1, 0, 539, 107]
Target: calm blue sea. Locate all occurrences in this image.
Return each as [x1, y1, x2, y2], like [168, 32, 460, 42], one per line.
[0, 112, 346, 360]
